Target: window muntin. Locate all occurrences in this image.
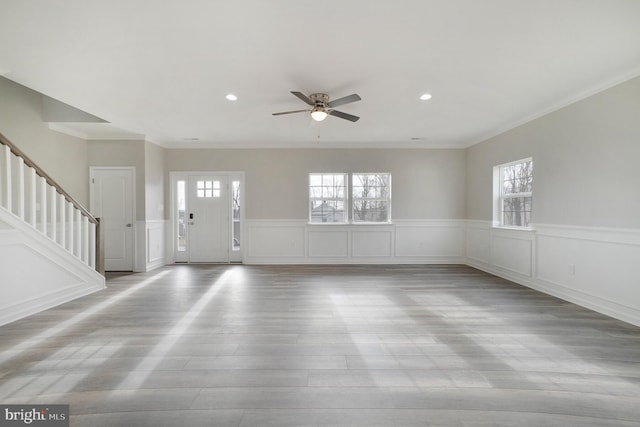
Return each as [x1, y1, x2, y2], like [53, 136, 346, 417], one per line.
[352, 173, 391, 223]
[196, 180, 221, 198]
[309, 173, 347, 223]
[498, 159, 533, 227]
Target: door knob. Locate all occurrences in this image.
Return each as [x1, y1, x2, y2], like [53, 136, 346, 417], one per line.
[126, 223, 133, 227]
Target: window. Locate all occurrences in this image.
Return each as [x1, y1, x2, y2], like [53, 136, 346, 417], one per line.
[309, 173, 347, 223]
[196, 180, 220, 198]
[352, 173, 391, 223]
[308, 173, 391, 224]
[495, 158, 533, 227]
[176, 180, 186, 252]
[231, 180, 241, 251]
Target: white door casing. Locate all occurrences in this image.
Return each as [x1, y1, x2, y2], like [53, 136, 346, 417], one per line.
[90, 167, 135, 271]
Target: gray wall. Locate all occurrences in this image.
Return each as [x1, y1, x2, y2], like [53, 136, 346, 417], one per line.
[145, 141, 165, 221]
[0, 77, 89, 206]
[467, 75, 640, 229]
[166, 148, 467, 221]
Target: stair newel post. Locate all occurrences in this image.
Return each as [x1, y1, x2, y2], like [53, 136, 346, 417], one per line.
[95, 217, 105, 275]
[89, 220, 96, 269]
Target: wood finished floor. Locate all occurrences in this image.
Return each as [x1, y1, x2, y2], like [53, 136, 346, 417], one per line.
[1, 264, 640, 426]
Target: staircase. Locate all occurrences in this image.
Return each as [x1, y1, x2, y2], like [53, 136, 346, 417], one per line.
[0, 132, 105, 326]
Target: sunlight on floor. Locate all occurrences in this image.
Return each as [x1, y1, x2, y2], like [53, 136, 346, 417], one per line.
[115, 268, 238, 391]
[0, 270, 170, 366]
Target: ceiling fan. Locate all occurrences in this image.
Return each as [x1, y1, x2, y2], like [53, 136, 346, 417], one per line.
[273, 91, 361, 122]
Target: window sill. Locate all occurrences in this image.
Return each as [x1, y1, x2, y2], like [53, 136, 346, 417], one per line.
[491, 224, 535, 232]
[307, 222, 394, 226]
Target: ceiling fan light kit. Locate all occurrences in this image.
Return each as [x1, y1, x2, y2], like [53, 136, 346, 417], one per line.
[273, 91, 361, 122]
[310, 107, 328, 122]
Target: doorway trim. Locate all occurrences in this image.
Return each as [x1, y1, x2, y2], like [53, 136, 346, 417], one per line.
[89, 166, 137, 271]
[169, 171, 245, 264]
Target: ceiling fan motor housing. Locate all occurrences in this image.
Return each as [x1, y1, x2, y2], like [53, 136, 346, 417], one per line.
[310, 93, 330, 107]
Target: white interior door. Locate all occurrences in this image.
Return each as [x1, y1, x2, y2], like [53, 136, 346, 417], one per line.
[91, 168, 135, 271]
[187, 175, 229, 263]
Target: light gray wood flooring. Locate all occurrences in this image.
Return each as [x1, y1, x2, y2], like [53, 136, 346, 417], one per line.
[1, 264, 640, 426]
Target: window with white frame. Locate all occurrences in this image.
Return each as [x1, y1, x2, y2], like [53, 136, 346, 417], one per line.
[495, 158, 533, 227]
[352, 173, 391, 223]
[231, 180, 241, 251]
[309, 173, 347, 223]
[196, 180, 221, 198]
[308, 173, 392, 224]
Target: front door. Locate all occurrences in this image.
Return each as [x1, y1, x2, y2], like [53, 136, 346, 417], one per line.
[90, 167, 135, 271]
[187, 175, 229, 262]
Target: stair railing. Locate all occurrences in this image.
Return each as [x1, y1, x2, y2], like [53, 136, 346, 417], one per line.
[0, 132, 104, 275]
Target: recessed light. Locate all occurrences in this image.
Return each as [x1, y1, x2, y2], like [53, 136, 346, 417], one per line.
[420, 93, 432, 101]
[225, 94, 238, 101]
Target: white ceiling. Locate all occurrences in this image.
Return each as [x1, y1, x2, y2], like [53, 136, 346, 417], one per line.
[1, 0, 639, 149]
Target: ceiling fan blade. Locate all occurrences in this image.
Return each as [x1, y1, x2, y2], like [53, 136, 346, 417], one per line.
[327, 94, 361, 108]
[328, 110, 360, 122]
[272, 109, 309, 116]
[291, 91, 314, 105]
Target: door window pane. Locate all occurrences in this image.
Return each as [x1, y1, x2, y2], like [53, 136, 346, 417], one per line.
[232, 180, 241, 250]
[177, 180, 186, 252]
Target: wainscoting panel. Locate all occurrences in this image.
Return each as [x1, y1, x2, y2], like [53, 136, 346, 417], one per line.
[245, 220, 465, 264]
[534, 224, 640, 326]
[309, 230, 349, 257]
[466, 220, 640, 327]
[352, 228, 393, 257]
[490, 229, 534, 277]
[145, 220, 166, 272]
[395, 221, 465, 259]
[247, 221, 306, 261]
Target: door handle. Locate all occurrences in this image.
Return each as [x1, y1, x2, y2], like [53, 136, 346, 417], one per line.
[126, 223, 133, 227]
